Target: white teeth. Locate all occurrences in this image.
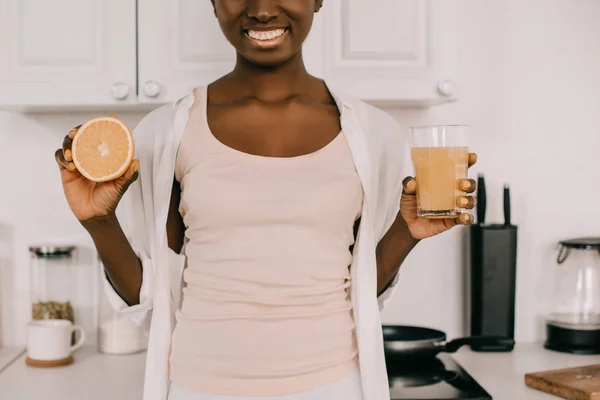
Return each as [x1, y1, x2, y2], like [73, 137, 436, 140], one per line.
[247, 29, 286, 41]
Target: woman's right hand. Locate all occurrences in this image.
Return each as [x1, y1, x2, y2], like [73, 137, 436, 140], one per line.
[55, 125, 140, 223]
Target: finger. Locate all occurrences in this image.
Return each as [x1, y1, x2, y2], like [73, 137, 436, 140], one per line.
[468, 153, 477, 168]
[456, 196, 477, 209]
[62, 135, 73, 161]
[55, 149, 66, 169]
[459, 179, 477, 193]
[55, 148, 76, 171]
[115, 160, 140, 193]
[456, 213, 474, 226]
[68, 124, 82, 140]
[402, 176, 417, 195]
[442, 218, 458, 230]
[121, 159, 140, 181]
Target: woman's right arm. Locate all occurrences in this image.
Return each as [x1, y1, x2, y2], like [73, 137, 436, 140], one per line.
[83, 180, 185, 306]
[55, 125, 143, 306]
[81, 215, 143, 306]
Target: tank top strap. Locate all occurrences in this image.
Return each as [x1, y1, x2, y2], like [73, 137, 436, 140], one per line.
[175, 86, 212, 182]
[196, 85, 208, 116]
[193, 85, 220, 143]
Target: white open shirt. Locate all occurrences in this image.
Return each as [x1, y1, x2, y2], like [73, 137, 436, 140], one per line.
[104, 84, 411, 400]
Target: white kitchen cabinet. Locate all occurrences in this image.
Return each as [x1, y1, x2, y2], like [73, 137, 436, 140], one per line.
[0, 0, 458, 110]
[0, 0, 137, 110]
[137, 0, 458, 106]
[137, 0, 236, 105]
[310, 0, 459, 106]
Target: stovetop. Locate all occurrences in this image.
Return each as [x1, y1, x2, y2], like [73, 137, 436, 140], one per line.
[386, 353, 492, 400]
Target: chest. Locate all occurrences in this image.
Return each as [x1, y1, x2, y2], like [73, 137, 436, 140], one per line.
[207, 99, 342, 158]
[178, 137, 363, 233]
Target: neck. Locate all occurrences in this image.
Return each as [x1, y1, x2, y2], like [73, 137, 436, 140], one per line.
[229, 49, 313, 101]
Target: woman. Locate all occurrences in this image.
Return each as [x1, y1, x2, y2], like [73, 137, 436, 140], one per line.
[55, 1, 477, 400]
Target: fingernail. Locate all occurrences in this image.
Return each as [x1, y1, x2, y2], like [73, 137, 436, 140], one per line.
[64, 149, 72, 161]
[108, 113, 118, 119]
[459, 197, 469, 206]
[407, 180, 416, 190]
[68, 162, 76, 170]
[68, 129, 77, 139]
[462, 180, 471, 190]
[133, 160, 140, 173]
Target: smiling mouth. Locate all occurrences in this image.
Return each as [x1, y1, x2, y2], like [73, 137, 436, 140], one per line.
[244, 28, 289, 49]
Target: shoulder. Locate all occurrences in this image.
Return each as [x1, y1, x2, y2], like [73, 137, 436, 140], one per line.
[133, 101, 180, 139]
[339, 93, 406, 153]
[332, 89, 411, 183]
[132, 92, 195, 155]
[329, 87, 402, 138]
[362, 102, 402, 139]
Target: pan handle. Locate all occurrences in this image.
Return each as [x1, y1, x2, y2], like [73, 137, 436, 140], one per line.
[444, 336, 515, 353]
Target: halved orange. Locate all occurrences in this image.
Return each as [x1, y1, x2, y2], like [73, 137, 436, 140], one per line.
[72, 115, 135, 182]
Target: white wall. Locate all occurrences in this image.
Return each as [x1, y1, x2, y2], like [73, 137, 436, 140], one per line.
[2, 0, 600, 346]
[0, 110, 146, 346]
[380, 0, 600, 342]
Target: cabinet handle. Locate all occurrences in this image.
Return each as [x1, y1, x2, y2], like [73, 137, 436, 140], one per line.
[143, 80, 161, 98]
[437, 80, 457, 97]
[111, 82, 130, 100]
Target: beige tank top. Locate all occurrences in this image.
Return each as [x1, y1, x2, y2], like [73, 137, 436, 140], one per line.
[169, 87, 363, 397]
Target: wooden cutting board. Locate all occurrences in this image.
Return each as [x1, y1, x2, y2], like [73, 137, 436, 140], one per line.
[525, 365, 600, 400]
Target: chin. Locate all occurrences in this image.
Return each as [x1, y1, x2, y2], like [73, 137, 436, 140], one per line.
[240, 50, 298, 68]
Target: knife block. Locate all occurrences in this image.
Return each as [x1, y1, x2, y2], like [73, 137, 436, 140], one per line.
[468, 224, 518, 351]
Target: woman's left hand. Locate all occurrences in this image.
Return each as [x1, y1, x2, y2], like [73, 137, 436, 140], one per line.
[400, 153, 478, 240]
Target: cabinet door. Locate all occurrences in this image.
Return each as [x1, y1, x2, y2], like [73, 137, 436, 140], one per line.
[312, 0, 459, 106]
[138, 0, 235, 104]
[0, 0, 137, 110]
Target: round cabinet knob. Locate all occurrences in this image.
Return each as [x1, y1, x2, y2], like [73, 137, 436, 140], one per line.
[437, 80, 457, 97]
[143, 80, 161, 98]
[110, 82, 130, 100]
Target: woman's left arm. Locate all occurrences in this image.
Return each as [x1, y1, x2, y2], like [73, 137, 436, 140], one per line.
[375, 209, 420, 295]
[376, 153, 478, 295]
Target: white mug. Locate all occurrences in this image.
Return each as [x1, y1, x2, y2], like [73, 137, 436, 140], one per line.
[27, 319, 85, 361]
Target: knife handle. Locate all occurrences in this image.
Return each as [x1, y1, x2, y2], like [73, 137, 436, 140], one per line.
[503, 185, 511, 226]
[476, 175, 487, 225]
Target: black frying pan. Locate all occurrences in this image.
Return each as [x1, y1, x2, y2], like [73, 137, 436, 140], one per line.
[383, 325, 514, 359]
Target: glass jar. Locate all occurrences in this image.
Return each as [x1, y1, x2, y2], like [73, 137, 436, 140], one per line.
[96, 257, 148, 354]
[545, 238, 600, 354]
[29, 245, 77, 324]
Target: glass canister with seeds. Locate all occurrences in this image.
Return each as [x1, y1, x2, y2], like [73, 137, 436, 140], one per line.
[29, 246, 77, 330]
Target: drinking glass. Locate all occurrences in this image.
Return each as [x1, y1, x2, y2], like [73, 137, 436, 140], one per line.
[409, 125, 470, 218]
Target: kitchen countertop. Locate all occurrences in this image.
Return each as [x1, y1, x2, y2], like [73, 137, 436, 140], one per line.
[0, 347, 145, 400]
[0, 344, 598, 399]
[454, 343, 600, 399]
[0, 347, 25, 374]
